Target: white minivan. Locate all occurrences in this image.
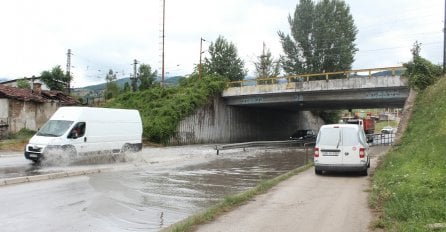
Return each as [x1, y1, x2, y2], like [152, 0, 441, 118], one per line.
[314, 124, 370, 176]
[24, 107, 142, 162]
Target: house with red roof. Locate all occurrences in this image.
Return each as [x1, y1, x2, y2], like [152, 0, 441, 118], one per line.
[0, 82, 78, 137]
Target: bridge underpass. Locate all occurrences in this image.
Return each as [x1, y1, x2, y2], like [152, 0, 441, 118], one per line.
[171, 67, 410, 145]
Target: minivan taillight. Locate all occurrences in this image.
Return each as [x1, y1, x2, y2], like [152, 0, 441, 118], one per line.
[359, 147, 365, 158]
[314, 147, 319, 157]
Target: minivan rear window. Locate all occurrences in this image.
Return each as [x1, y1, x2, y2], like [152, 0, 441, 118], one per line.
[317, 127, 341, 146]
[317, 127, 359, 146]
[342, 128, 359, 146]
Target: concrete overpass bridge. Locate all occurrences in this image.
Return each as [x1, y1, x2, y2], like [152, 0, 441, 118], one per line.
[222, 67, 409, 111]
[170, 67, 410, 145]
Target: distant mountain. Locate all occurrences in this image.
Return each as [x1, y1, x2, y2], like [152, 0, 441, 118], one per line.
[77, 75, 185, 92]
[0, 77, 9, 83]
[371, 70, 405, 77]
[162, 76, 185, 86]
[81, 78, 131, 92]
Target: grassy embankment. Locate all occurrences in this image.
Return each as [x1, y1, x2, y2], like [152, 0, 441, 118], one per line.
[370, 77, 446, 231]
[0, 129, 35, 151]
[105, 75, 225, 143]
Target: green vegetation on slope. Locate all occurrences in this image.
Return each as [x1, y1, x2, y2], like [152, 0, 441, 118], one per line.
[0, 128, 35, 151]
[105, 75, 226, 143]
[370, 77, 446, 231]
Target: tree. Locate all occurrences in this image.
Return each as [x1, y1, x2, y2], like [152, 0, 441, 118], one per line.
[16, 78, 31, 89]
[278, 0, 358, 76]
[254, 43, 280, 83]
[203, 35, 246, 81]
[138, 64, 157, 91]
[411, 40, 421, 57]
[404, 41, 442, 90]
[40, 65, 70, 91]
[123, 82, 131, 93]
[104, 69, 119, 100]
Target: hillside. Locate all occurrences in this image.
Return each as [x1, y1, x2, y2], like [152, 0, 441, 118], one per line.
[370, 76, 446, 230]
[104, 75, 225, 143]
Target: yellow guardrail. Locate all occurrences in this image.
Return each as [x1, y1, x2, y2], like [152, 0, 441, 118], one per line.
[226, 66, 406, 88]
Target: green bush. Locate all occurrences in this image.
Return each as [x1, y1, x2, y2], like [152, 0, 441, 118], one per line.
[404, 56, 442, 91]
[9, 128, 36, 140]
[105, 75, 226, 143]
[311, 110, 341, 124]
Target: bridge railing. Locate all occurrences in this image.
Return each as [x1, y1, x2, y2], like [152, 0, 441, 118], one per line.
[215, 140, 305, 155]
[226, 66, 406, 88]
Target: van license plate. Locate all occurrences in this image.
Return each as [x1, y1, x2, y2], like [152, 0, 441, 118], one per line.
[323, 152, 339, 156]
[29, 154, 37, 158]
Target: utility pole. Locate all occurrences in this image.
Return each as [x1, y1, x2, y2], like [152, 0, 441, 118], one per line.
[66, 49, 72, 94]
[199, 37, 205, 79]
[131, 59, 138, 91]
[261, 42, 267, 78]
[161, 0, 165, 87]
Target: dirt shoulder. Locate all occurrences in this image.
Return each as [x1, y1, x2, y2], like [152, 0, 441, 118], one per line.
[195, 146, 389, 232]
[0, 140, 26, 152]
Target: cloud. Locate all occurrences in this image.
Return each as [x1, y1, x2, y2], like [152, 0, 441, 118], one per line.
[0, 0, 444, 87]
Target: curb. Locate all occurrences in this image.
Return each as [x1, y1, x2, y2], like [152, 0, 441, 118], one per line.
[0, 168, 111, 187]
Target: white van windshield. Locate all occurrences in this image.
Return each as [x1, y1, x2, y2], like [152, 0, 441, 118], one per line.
[37, 120, 74, 137]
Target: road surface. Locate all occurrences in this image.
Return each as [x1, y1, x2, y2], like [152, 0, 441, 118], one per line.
[0, 145, 308, 232]
[196, 146, 389, 232]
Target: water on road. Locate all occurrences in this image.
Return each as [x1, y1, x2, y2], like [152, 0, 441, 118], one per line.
[0, 145, 309, 232]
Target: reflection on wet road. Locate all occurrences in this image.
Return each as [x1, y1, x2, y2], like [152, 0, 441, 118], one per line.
[0, 146, 308, 232]
[87, 147, 308, 231]
[0, 152, 137, 179]
[0, 153, 44, 178]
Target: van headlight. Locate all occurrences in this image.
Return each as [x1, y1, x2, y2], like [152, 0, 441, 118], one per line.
[27, 144, 44, 153]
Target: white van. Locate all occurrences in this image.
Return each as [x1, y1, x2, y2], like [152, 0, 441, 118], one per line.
[24, 107, 143, 162]
[314, 124, 370, 176]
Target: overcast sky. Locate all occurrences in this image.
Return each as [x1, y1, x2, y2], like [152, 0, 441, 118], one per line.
[0, 0, 444, 87]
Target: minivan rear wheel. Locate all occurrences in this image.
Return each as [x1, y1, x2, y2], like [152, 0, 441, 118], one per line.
[315, 169, 323, 175]
[361, 169, 368, 176]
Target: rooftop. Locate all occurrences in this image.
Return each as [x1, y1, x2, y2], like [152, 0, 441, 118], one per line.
[0, 84, 78, 105]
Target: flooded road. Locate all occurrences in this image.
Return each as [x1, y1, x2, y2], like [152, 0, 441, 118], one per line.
[87, 147, 309, 231]
[0, 145, 309, 232]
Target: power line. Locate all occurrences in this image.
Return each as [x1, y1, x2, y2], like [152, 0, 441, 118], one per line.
[360, 41, 442, 52]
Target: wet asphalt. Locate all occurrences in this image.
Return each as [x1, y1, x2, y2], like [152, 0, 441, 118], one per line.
[0, 145, 309, 231]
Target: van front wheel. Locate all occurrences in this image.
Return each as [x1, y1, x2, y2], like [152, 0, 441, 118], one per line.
[121, 144, 132, 154]
[62, 145, 77, 160]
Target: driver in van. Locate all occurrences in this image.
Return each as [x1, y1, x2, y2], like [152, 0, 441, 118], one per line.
[70, 127, 80, 138]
